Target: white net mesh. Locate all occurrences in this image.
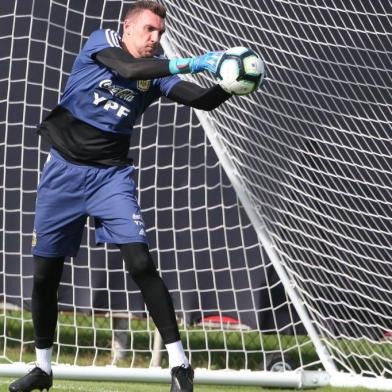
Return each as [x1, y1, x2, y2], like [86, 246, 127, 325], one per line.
[162, 0, 392, 381]
[1, 0, 392, 387]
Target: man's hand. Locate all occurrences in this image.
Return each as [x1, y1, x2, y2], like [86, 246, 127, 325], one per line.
[189, 51, 224, 74]
[169, 51, 224, 75]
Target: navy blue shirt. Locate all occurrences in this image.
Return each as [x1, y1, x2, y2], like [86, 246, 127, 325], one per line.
[39, 29, 181, 165]
[60, 28, 180, 135]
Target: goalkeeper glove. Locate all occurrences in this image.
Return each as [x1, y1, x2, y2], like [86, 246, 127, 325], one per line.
[169, 51, 224, 75]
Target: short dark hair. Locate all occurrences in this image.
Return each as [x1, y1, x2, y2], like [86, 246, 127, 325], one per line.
[124, 1, 166, 20]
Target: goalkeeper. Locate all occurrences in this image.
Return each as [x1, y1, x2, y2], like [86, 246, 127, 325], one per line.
[9, 2, 232, 392]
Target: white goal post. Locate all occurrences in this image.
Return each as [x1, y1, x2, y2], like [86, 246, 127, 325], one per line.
[1, 0, 391, 390]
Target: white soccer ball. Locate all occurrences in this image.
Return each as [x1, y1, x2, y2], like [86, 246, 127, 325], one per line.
[216, 46, 265, 96]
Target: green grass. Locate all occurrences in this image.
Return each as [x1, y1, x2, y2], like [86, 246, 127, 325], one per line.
[1, 310, 320, 371]
[2, 309, 392, 390]
[0, 378, 376, 392]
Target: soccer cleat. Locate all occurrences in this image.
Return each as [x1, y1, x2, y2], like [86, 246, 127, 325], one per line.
[9, 366, 53, 392]
[170, 364, 194, 392]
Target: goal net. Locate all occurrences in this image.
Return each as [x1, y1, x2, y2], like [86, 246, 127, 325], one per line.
[1, 0, 391, 389]
[161, 0, 392, 389]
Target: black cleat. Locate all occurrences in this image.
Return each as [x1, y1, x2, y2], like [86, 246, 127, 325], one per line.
[170, 365, 194, 392]
[9, 366, 53, 392]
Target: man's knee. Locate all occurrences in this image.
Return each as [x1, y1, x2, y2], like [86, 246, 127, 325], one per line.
[33, 255, 64, 293]
[120, 243, 157, 279]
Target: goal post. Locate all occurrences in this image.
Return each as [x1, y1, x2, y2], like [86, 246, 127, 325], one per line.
[1, 0, 392, 390]
[163, 26, 337, 375]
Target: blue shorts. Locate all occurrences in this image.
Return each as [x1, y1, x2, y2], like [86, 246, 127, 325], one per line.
[32, 149, 148, 257]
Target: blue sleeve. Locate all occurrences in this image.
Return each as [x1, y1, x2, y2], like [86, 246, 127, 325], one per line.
[82, 29, 122, 60]
[153, 74, 182, 97]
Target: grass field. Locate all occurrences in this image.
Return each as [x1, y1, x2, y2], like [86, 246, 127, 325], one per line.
[0, 377, 374, 392]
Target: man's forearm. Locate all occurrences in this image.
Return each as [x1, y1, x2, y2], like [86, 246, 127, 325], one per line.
[168, 81, 231, 111]
[95, 47, 172, 79]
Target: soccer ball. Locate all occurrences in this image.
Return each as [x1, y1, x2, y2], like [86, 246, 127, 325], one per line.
[216, 47, 265, 96]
